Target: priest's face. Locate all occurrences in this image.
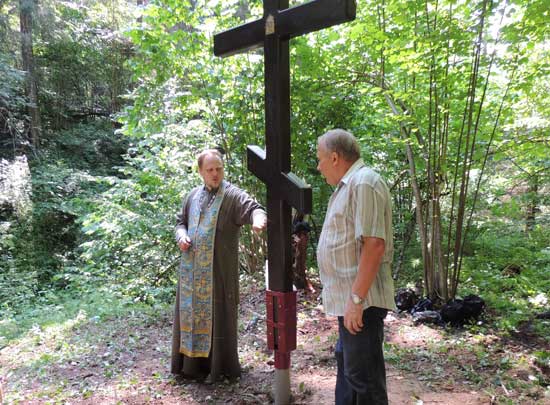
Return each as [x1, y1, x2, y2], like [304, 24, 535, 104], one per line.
[199, 154, 224, 190]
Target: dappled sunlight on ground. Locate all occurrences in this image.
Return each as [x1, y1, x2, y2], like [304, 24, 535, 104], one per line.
[2, 309, 91, 365]
[1, 283, 549, 404]
[385, 312, 445, 348]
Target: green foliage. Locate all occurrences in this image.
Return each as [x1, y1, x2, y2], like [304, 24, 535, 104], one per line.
[0, 54, 28, 156]
[0, 121, 128, 313]
[0, 286, 158, 347]
[77, 122, 203, 301]
[42, 121, 129, 174]
[30, 0, 135, 131]
[0, 221, 38, 316]
[461, 225, 550, 336]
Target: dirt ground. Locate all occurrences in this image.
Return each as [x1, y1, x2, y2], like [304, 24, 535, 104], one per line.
[1, 282, 549, 404]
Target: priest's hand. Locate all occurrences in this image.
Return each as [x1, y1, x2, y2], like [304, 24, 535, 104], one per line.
[178, 235, 192, 252]
[252, 210, 267, 233]
[343, 299, 364, 335]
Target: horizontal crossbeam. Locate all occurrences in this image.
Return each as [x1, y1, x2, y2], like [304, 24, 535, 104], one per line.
[214, 19, 264, 57]
[247, 145, 312, 214]
[214, 0, 356, 58]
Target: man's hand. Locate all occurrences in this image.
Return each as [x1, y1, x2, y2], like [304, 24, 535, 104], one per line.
[343, 298, 364, 335]
[252, 211, 267, 233]
[178, 235, 192, 252]
[343, 236, 385, 334]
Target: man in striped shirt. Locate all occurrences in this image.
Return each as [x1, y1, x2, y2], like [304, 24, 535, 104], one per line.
[316, 129, 396, 405]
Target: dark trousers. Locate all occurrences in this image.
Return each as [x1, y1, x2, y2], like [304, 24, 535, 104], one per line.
[335, 307, 388, 405]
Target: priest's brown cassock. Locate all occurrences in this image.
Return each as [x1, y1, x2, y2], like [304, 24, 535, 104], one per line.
[171, 181, 263, 380]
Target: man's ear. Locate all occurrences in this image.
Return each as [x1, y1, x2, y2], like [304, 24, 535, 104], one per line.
[331, 151, 339, 166]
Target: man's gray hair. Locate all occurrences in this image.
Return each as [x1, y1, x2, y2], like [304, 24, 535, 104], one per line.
[318, 129, 360, 162]
[197, 149, 224, 169]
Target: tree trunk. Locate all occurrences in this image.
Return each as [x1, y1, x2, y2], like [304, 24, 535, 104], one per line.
[405, 142, 433, 296]
[19, 0, 41, 148]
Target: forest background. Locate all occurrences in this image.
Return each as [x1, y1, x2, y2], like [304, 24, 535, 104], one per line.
[0, 0, 549, 403]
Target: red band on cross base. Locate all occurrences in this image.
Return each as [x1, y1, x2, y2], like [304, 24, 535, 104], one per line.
[266, 290, 297, 369]
[274, 351, 291, 369]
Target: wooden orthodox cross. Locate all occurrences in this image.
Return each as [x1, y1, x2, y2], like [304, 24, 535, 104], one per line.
[214, 1, 356, 402]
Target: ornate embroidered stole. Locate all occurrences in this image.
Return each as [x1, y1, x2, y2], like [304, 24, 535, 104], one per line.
[178, 182, 226, 357]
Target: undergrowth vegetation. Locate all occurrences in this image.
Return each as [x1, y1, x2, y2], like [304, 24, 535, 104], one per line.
[1, 0, 549, 402]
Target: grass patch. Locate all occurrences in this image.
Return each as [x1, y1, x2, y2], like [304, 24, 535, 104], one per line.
[1, 288, 171, 403]
[0, 287, 165, 346]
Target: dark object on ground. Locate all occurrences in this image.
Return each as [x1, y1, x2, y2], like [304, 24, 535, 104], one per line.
[441, 294, 485, 326]
[502, 263, 523, 276]
[441, 300, 465, 326]
[412, 310, 441, 325]
[535, 311, 550, 319]
[410, 298, 433, 315]
[463, 294, 485, 318]
[395, 288, 419, 312]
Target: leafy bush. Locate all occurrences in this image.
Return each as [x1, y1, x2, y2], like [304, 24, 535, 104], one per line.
[0, 221, 38, 315]
[0, 121, 128, 313]
[461, 224, 550, 336]
[77, 121, 207, 302]
[41, 121, 128, 173]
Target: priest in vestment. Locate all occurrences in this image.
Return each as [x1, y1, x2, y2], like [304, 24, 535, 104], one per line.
[171, 148, 267, 383]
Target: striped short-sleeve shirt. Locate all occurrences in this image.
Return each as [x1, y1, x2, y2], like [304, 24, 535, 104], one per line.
[317, 159, 397, 316]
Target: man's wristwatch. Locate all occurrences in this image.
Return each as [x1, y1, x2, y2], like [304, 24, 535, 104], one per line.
[351, 293, 364, 305]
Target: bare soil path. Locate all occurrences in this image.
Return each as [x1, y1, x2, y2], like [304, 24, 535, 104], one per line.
[1, 283, 548, 404]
